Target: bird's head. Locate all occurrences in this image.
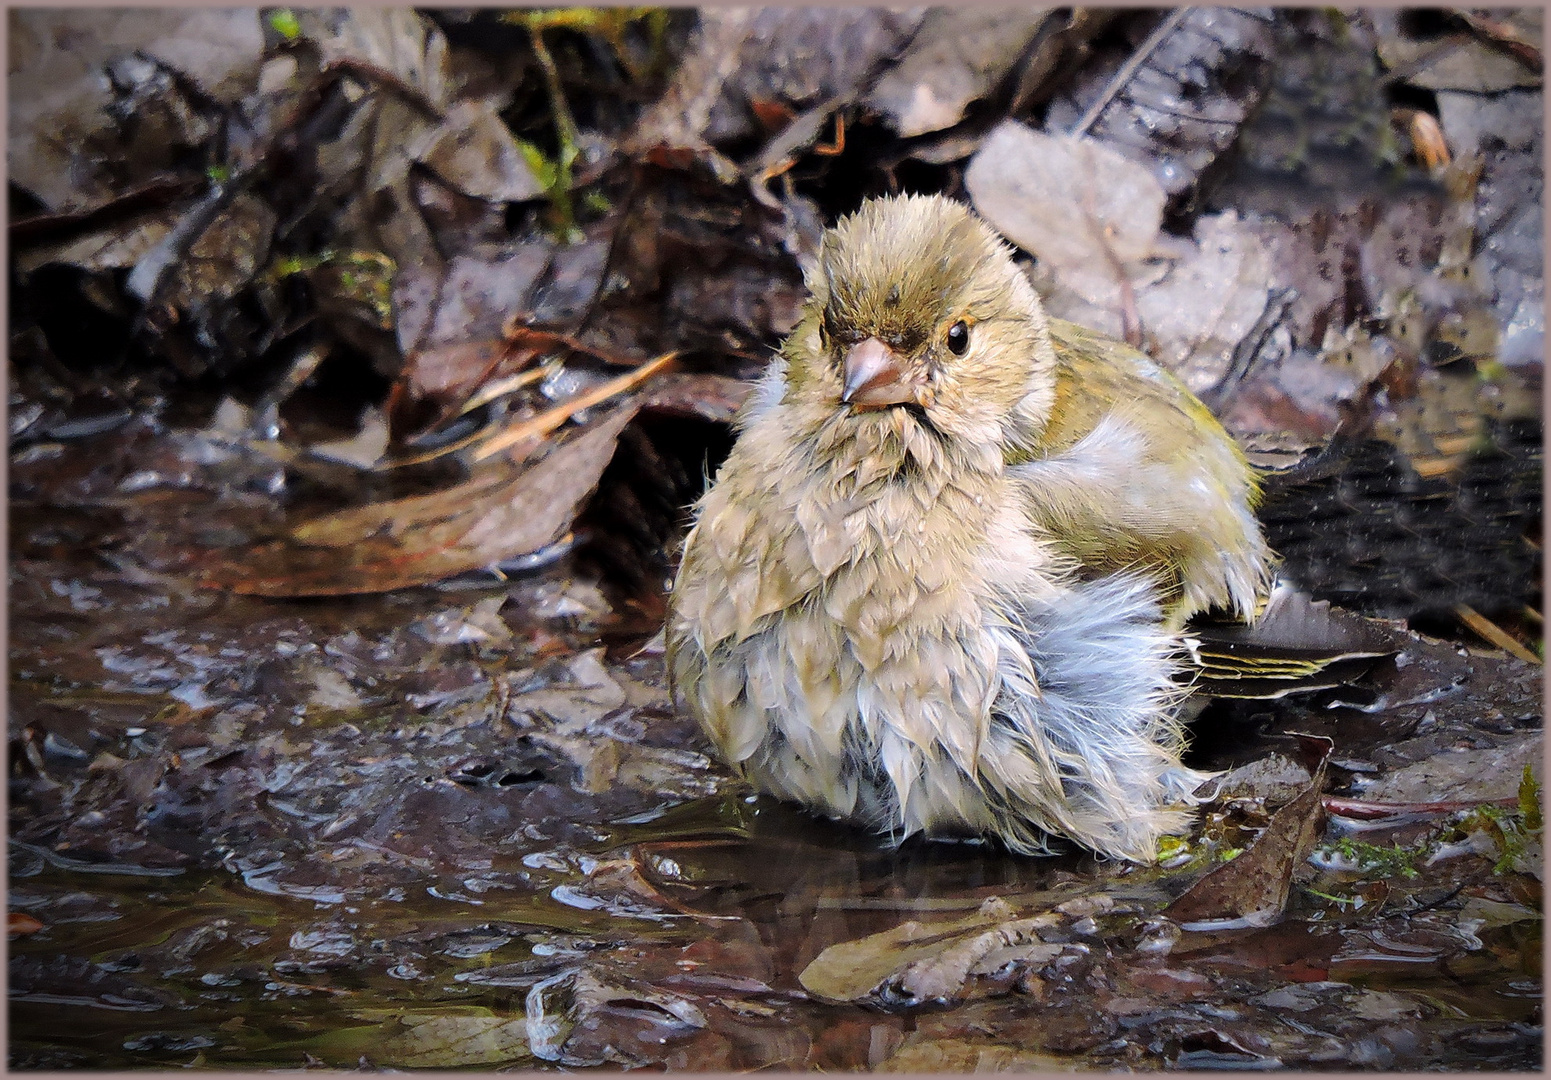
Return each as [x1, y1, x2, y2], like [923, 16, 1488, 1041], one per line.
[784, 194, 1058, 452]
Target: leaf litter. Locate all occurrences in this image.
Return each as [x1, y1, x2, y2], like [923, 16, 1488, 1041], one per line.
[8, 6, 1542, 1072]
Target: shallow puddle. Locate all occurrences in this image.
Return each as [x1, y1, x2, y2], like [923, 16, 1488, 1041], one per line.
[9, 420, 1543, 1070]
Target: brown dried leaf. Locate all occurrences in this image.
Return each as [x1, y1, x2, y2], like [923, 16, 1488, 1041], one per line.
[1164, 756, 1329, 929]
[799, 895, 1062, 1004]
[200, 404, 637, 596]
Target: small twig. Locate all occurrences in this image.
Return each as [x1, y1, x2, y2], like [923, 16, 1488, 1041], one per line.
[746, 96, 849, 210]
[457, 364, 554, 418]
[1456, 11, 1543, 73]
[1454, 603, 1541, 665]
[1070, 8, 1193, 137]
[1202, 286, 1297, 412]
[1324, 795, 1519, 819]
[1074, 150, 1142, 347]
[471, 351, 676, 462]
[321, 57, 445, 121]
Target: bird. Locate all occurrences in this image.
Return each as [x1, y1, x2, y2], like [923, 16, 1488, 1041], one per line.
[666, 193, 1273, 862]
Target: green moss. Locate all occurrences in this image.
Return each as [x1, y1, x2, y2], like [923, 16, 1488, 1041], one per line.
[500, 9, 672, 243]
[1450, 771, 1543, 876]
[1316, 836, 1422, 879]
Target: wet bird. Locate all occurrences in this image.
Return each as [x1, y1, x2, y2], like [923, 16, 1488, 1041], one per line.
[668, 194, 1272, 861]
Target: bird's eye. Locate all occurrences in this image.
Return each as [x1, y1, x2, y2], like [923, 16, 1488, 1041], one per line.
[946, 320, 970, 356]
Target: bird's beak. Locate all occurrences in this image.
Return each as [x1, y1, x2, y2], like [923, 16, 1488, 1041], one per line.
[841, 337, 920, 409]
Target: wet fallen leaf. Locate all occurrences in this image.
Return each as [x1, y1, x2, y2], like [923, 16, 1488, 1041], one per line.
[306, 406, 391, 469]
[1459, 895, 1542, 930]
[8, 9, 265, 212]
[1212, 754, 1315, 808]
[799, 896, 1070, 1005]
[1164, 754, 1330, 929]
[9, 913, 46, 937]
[1357, 732, 1542, 806]
[1046, 8, 1276, 198]
[630, 8, 924, 154]
[399, 337, 528, 409]
[308, 1008, 532, 1068]
[637, 372, 753, 424]
[1131, 212, 1272, 393]
[526, 965, 705, 1066]
[13, 209, 178, 275]
[1377, 17, 1543, 92]
[199, 404, 638, 596]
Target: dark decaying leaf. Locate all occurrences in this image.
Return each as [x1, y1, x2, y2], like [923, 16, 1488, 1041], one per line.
[629, 8, 925, 154]
[1045, 7, 1278, 201]
[415, 98, 546, 204]
[526, 965, 706, 1066]
[1164, 752, 1330, 929]
[197, 404, 638, 596]
[8, 8, 266, 213]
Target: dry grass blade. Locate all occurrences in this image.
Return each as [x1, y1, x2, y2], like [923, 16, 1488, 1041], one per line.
[379, 365, 557, 470]
[1454, 603, 1541, 665]
[458, 364, 555, 416]
[470, 351, 676, 462]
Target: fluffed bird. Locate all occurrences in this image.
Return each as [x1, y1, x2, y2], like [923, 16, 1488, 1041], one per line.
[667, 194, 1273, 861]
